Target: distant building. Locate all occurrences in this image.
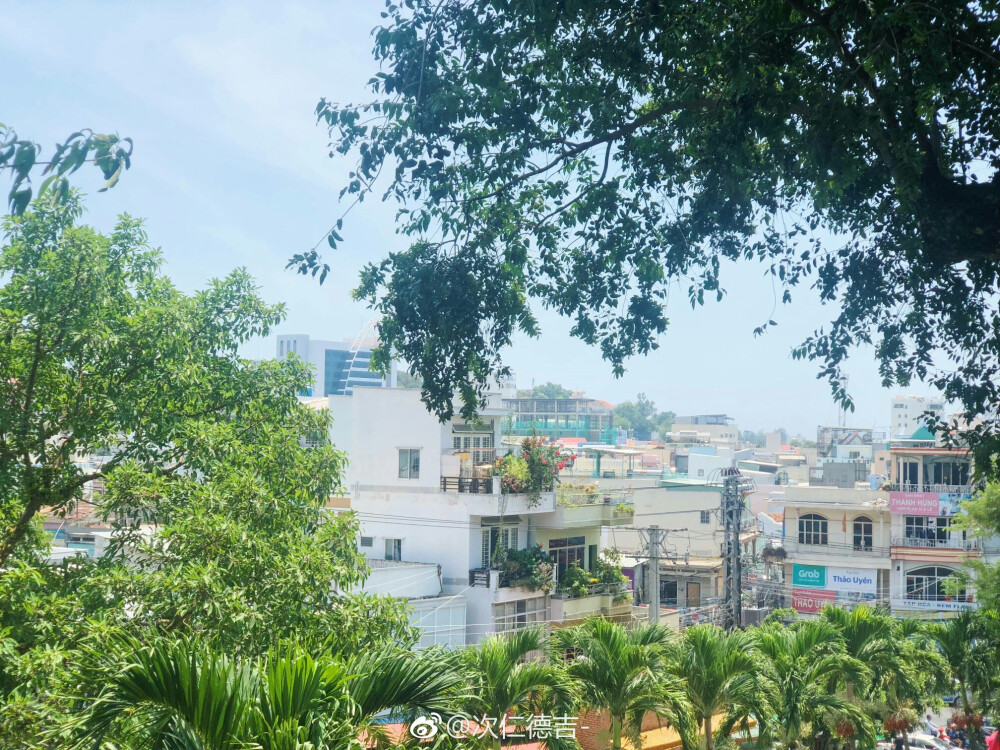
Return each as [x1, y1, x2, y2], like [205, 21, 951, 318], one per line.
[276, 334, 396, 396]
[668, 414, 740, 446]
[500, 395, 615, 443]
[891, 395, 945, 439]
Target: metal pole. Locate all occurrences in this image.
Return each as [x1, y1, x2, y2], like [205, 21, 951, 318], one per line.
[648, 525, 660, 624]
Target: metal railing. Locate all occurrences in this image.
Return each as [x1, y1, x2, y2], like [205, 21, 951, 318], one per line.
[552, 581, 628, 600]
[441, 477, 493, 494]
[888, 483, 973, 494]
[469, 568, 491, 587]
[891, 534, 982, 551]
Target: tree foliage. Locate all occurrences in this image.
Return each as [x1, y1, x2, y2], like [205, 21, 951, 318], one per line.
[517, 382, 575, 399]
[0, 194, 279, 566]
[298, 0, 1000, 433]
[1, 124, 131, 215]
[613, 393, 674, 439]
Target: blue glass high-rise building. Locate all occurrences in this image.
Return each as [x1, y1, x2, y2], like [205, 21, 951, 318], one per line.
[276, 334, 396, 396]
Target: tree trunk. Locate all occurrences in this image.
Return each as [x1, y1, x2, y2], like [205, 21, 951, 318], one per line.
[611, 715, 623, 750]
[704, 715, 714, 750]
[903, 728, 911, 750]
[0, 493, 46, 569]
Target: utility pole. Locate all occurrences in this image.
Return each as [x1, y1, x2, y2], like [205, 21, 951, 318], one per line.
[633, 525, 687, 626]
[648, 526, 660, 624]
[721, 468, 754, 631]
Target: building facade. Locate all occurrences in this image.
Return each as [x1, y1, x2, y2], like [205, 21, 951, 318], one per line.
[276, 334, 396, 396]
[891, 395, 945, 440]
[500, 395, 615, 443]
[316, 387, 632, 644]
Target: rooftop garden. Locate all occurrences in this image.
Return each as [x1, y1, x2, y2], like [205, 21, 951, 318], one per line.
[554, 549, 631, 604]
[492, 435, 573, 505]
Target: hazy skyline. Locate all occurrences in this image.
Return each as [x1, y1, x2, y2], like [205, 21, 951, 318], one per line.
[1, 1, 941, 436]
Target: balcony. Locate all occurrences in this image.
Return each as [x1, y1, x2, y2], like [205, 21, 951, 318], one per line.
[440, 476, 494, 494]
[780, 539, 891, 561]
[889, 483, 974, 495]
[891, 534, 982, 551]
[550, 582, 632, 623]
[553, 499, 635, 528]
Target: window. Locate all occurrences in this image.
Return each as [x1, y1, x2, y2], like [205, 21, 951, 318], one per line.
[798, 513, 828, 546]
[853, 516, 873, 551]
[385, 538, 402, 561]
[360, 536, 373, 548]
[905, 566, 964, 602]
[493, 597, 547, 632]
[905, 515, 963, 546]
[398, 449, 420, 479]
[453, 436, 461, 449]
[481, 527, 519, 568]
[548, 536, 586, 578]
[700, 510, 711, 524]
[661, 580, 678, 606]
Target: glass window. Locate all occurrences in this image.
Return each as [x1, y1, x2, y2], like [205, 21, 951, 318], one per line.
[661, 580, 678, 606]
[700, 510, 711, 524]
[482, 527, 519, 568]
[493, 597, 547, 632]
[905, 566, 963, 601]
[385, 538, 402, 561]
[853, 516, 873, 550]
[398, 448, 420, 479]
[360, 536, 373, 548]
[453, 436, 461, 449]
[798, 513, 828, 546]
[548, 536, 587, 578]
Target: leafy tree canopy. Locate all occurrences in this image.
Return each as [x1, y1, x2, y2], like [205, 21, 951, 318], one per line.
[614, 393, 674, 438]
[296, 0, 1000, 439]
[516, 381, 575, 399]
[1, 124, 131, 215]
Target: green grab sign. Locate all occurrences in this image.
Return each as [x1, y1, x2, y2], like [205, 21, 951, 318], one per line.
[792, 564, 826, 588]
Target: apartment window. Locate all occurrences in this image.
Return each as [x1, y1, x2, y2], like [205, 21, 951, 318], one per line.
[481, 527, 519, 568]
[473, 436, 481, 448]
[660, 580, 678, 606]
[798, 513, 828, 546]
[906, 566, 964, 601]
[453, 436, 461, 449]
[905, 516, 963, 546]
[360, 536, 374, 548]
[385, 538, 402, 561]
[493, 597, 546, 632]
[548, 536, 586, 578]
[853, 516, 873, 551]
[398, 448, 420, 479]
[463, 436, 471, 450]
[700, 510, 711, 524]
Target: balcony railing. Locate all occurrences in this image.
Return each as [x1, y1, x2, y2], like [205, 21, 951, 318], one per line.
[888, 483, 973, 494]
[552, 581, 628, 600]
[891, 534, 982, 551]
[441, 477, 494, 494]
[469, 568, 491, 587]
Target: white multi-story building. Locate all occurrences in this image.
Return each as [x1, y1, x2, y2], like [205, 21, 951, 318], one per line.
[891, 395, 945, 439]
[314, 387, 633, 644]
[276, 334, 396, 397]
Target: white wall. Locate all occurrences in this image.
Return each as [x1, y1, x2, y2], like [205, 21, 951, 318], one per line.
[604, 486, 724, 558]
[687, 449, 735, 480]
[327, 388, 446, 492]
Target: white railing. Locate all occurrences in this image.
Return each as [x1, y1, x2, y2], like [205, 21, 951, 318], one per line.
[891, 534, 981, 551]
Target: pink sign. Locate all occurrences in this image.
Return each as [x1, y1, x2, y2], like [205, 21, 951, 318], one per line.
[889, 491, 940, 515]
[792, 588, 836, 614]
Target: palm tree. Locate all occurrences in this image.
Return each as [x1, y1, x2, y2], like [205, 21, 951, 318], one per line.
[459, 627, 572, 750]
[927, 611, 995, 750]
[553, 619, 695, 750]
[61, 633, 465, 750]
[754, 620, 867, 750]
[669, 624, 773, 750]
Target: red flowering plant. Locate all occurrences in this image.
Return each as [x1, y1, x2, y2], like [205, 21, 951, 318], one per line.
[492, 435, 568, 505]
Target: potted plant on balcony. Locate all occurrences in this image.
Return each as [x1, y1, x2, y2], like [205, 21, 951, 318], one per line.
[556, 562, 593, 599]
[497, 545, 554, 593]
[493, 435, 567, 506]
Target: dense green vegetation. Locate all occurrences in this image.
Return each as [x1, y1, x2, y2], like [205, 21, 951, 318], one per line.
[295, 0, 1000, 449]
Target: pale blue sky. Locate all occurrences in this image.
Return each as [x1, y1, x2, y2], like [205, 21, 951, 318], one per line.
[1, 1, 927, 436]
